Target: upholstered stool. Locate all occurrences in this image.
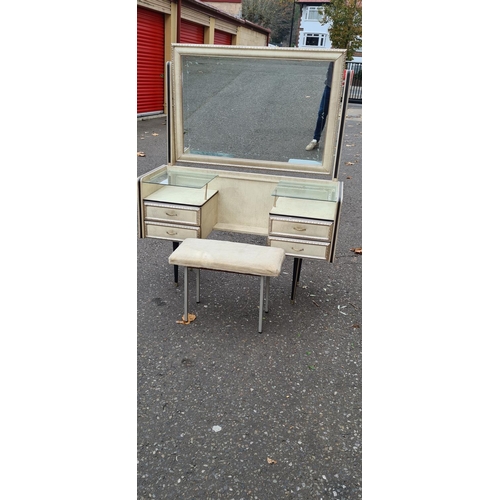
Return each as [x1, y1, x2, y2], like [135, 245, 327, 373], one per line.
[169, 238, 286, 332]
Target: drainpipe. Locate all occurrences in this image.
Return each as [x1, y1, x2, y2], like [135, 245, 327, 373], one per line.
[177, 0, 182, 43]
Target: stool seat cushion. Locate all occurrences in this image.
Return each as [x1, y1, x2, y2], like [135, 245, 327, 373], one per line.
[169, 238, 285, 277]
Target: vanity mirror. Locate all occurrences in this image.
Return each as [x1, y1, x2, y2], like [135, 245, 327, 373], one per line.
[171, 45, 347, 176]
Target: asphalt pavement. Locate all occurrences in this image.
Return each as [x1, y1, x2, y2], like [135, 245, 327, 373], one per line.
[137, 103, 362, 499]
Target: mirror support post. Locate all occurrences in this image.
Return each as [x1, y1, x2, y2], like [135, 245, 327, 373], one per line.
[334, 69, 353, 179]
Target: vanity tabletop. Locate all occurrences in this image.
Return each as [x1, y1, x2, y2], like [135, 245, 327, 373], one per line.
[270, 196, 337, 221]
[144, 185, 218, 206]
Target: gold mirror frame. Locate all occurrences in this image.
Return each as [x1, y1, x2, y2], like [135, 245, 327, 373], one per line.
[170, 44, 346, 177]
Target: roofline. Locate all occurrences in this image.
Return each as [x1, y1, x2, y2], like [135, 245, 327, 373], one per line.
[182, 0, 271, 34]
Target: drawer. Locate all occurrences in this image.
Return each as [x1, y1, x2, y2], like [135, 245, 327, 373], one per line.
[268, 236, 331, 260]
[144, 201, 200, 226]
[269, 215, 333, 241]
[145, 222, 200, 241]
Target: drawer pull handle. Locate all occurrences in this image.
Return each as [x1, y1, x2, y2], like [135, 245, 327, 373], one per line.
[166, 230, 178, 235]
[292, 247, 304, 252]
[293, 226, 306, 231]
[165, 211, 178, 216]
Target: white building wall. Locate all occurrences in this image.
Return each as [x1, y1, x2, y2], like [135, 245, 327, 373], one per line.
[297, 4, 362, 63]
[297, 6, 331, 49]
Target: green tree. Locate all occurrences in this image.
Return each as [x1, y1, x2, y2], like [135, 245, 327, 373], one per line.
[270, 0, 295, 45]
[242, 0, 295, 46]
[242, 0, 275, 27]
[321, 0, 362, 61]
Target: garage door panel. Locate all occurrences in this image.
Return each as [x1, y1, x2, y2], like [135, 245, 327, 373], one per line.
[137, 6, 165, 114]
[180, 19, 204, 44]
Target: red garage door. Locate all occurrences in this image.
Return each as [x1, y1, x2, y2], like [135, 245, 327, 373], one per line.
[137, 7, 165, 115]
[214, 29, 233, 45]
[180, 19, 205, 44]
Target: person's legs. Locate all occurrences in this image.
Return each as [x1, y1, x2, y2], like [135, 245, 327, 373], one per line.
[313, 85, 331, 142]
[306, 85, 331, 151]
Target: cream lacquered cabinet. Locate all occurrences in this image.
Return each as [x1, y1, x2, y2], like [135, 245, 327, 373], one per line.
[267, 179, 342, 300]
[139, 167, 218, 242]
[138, 44, 352, 301]
[269, 179, 341, 260]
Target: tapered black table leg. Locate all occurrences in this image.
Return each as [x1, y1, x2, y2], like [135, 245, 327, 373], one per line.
[296, 257, 303, 284]
[291, 257, 302, 303]
[172, 241, 179, 285]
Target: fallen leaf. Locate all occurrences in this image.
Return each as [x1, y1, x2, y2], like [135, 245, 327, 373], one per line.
[267, 457, 277, 464]
[346, 176, 351, 179]
[176, 313, 197, 325]
[345, 161, 355, 165]
[350, 247, 362, 255]
[137, 151, 145, 157]
[352, 324, 360, 328]
[152, 132, 159, 136]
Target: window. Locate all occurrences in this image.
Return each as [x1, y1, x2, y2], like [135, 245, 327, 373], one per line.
[304, 6, 324, 21]
[303, 33, 326, 47]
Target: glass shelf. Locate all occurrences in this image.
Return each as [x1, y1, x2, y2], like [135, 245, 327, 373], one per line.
[272, 180, 339, 203]
[143, 167, 218, 189]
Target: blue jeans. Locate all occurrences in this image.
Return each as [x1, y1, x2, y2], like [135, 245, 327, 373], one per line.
[313, 85, 331, 142]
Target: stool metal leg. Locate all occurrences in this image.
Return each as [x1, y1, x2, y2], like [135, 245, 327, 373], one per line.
[259, 276, 265, 333]
[184, 267, 189, 322]
[195, 269, 200, 303]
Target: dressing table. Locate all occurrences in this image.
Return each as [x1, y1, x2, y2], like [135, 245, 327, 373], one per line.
[138, 44, 351, 302]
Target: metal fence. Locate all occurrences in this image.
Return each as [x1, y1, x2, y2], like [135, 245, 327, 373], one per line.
[347, 62, 362, 103]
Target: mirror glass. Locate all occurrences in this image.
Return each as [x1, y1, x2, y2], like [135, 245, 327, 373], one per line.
[171, 46, 346, 176]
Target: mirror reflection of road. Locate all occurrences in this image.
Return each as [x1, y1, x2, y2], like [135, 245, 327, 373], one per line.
[182, 57, 330, 164]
